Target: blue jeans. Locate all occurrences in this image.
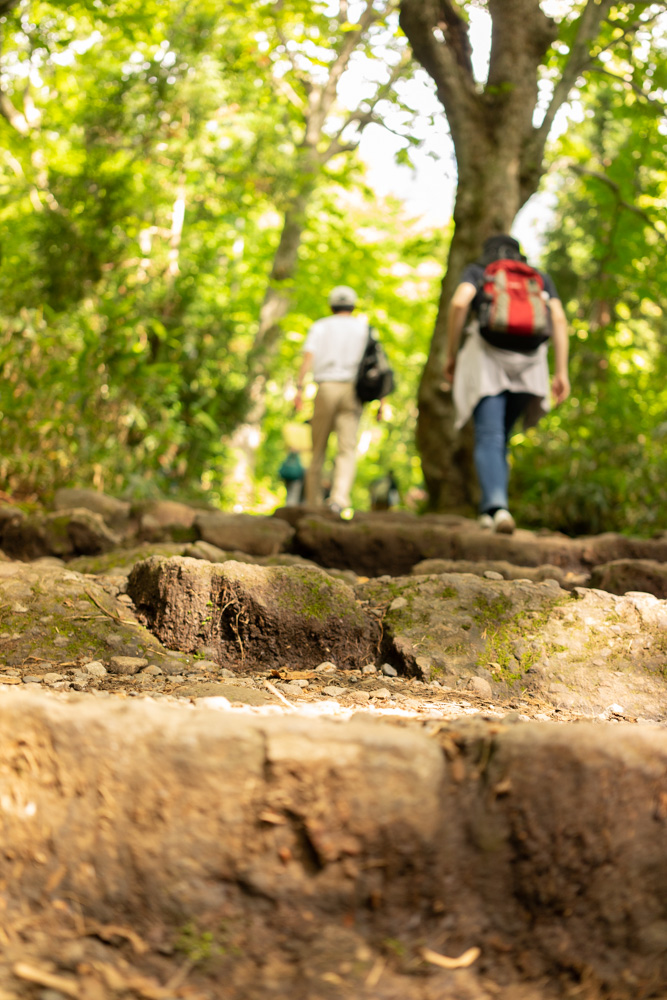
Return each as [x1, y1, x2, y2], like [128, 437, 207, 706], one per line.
[473, 391, 533, 514]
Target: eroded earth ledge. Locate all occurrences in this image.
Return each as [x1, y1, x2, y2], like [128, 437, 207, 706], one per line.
[1, 692, 666, 1000]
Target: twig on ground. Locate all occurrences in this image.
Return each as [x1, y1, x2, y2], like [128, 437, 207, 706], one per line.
[264, 679, 295, 708]
[419, 945, 481, 969]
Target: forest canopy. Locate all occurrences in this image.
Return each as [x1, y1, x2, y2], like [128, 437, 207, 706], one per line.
[0, 0, 665, 536]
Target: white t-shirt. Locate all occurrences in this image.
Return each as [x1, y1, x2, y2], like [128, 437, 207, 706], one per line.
[304, 314, 369, 382]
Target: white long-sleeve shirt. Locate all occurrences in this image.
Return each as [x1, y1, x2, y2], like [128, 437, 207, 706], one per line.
[453, 322, 551, 430]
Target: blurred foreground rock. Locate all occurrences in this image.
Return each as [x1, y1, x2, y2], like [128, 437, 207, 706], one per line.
[0, 692, 665, 999]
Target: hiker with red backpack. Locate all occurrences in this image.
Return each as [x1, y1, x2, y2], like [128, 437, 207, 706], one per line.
[444, 234, 570, 534]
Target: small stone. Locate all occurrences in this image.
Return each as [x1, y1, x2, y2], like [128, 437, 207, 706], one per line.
[349, 691, 371, 703]
[53, 636, 70, 647]
[389, 596, 408, 611]
[117, 594, 135, 605]
[220, 668, 236, 679]
[415, 656, 433, 677]
[322, 685, 348, 697]
[84, 661, 107, 677]
[43, 673, 65, 685]
[0, 676, 21, 684]
[160, 658, 189, 676]
[371, 688, 392, 700]
[141, 665, 163, 676]
[467, 676, 493, 699]
[316, 661, 338, 673]
[381, 663, 398, 677]
[609, 703, 626, 717]
[108, 656, 148, 676]
[196, 645, 219, 659]
[193, 659, 218, 671]
[361, 664, 377, 675]
[22, 675, 43, 684]
[483, 571, 504, 581]
[281, 682, 305, 696]
[11, 603, 29, 613]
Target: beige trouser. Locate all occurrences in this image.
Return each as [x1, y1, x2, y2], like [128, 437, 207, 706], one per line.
[305, 381, 362, 508]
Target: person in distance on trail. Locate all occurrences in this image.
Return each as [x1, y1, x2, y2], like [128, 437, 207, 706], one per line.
[443, 234, 570, 534]
[295, 285, 382, 516]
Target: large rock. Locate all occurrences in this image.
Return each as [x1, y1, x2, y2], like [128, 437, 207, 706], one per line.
[0, 692, 666, 999]
[295, 514, 667, 578]
[589, 558, 667, 599]
[1, 508, 121, 561]
[132, 498, 200, 542]
[412, 556, 589, 590]
[53, 488, 132, 533]
[127, 555, 378, 669]
[0, 560, 168, 667]
[196, 511, 295, 556]
[358, 573, 667, 719]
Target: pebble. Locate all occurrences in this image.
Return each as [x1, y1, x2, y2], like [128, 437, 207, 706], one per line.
[43, 673, 66, 685]
[467, 676, 493, 699]
[483, 571, 504, 581]
[84, 661, 107, 677]
[322, 685, 348, 697]
[371, 688, 392, 700]
[348, 691, 371, 703]
[22, 675, 42, 684]
[141, 665, 163, 676]
[108, 656, 148, 675]
[361, 664, 377, 675]
[381, 663, 398, 677]
[316, 661, 338, 673]
[389, 597, 408, 611]
[160, 658, 190, 676]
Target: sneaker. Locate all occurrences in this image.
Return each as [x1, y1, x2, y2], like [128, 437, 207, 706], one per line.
[493, 509, 515, 534]
[478, 513, 494, 530]
[328, 503, 343, 517]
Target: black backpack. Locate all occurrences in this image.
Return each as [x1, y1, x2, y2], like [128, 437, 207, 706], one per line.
[355, 327, 395, 403]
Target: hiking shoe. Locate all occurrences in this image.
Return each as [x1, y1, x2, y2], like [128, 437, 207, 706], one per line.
[328, 503, 343, 517]
[478, 513, 494, 530]
[493, 509, 515, 534]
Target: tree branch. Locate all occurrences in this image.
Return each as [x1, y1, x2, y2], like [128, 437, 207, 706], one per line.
[0, 90, 29, 134]
[588, 64, 666, 108]
[534, 0, 616, 146]
[568, 162, 667, 241]
[399, 0, 480, 146]
[321, 45, 413, 160]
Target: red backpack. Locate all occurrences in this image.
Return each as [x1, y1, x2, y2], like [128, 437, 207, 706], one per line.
[477, 258, 552, 353]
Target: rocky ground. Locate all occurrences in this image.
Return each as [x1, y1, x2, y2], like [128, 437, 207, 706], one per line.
[0, 489, 666, 1000]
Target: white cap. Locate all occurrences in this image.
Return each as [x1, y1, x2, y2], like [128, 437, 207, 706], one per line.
[328, 285, 357, 309]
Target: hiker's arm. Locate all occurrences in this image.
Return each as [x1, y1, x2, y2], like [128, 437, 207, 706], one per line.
[294, 351, 312, 413]
[444, 282, 477, 385]
[549, 298, 570, 405]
